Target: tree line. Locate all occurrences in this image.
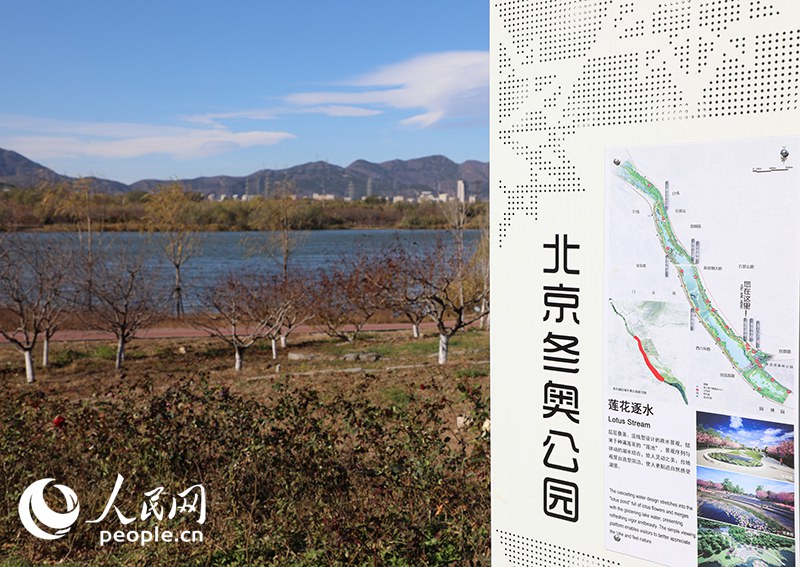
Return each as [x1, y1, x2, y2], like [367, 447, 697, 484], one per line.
[0, 179, 487, 232]
[0, 183, 489, 383]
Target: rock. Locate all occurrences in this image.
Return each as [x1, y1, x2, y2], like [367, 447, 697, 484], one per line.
[341, 352, 381, 362]
[288, 352, 315, 361]
[177, 346, 187, 355]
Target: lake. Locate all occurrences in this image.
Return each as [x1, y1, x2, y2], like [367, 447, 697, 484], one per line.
[13, 229, 480, 308]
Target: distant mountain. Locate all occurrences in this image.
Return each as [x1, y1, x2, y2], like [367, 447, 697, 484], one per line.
[0, 147, 489, 200]
[0, 148, 130, 193]
[0, 148, 69, 187]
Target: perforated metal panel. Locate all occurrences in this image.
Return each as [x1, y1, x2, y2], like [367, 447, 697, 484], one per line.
[498, 532, 622, 566]
[491, 1, 800, 566]
[493, 0, 800, 247]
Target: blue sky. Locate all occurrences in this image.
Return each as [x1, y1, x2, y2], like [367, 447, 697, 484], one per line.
[0, 1, 488, 183]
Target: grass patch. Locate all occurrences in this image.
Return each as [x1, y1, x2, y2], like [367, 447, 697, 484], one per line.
[50, 348, 89, 368]
[456, 366, 489, 379]
[384, 385, 413, 407]
[92, 344, 118, 360]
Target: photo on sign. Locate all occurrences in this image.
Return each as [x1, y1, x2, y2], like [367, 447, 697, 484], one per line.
[697, 411, 794, 483]
[698, 517, 795, 567]
[697, 465, 794, 538]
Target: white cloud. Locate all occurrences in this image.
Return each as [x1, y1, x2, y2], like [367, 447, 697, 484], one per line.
[303, 105, 383, 117]
[729, 416, 743, 429]
[0, 115, 295, 160]
[286, 51, 489, 128]
[760, 427, 793, 446]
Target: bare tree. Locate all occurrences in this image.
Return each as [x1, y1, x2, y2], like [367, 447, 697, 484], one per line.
[413, 241, 489, 364]
[370, 245, 429, 339]
[247, 182, 306, 283]
[145, 182, 202, 317]
[0, 236, 72, 383]
[310, 251, 383, 343]
[87, 251, 164, 371]
[198, 274, 289, 371]
[473, 221, 490, 331]
[40, 178, 96, 310]
[275, 272, 314, 349]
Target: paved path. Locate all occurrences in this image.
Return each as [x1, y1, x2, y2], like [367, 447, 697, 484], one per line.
[0, 321, 451, 344]
[697, 448, 794, 482]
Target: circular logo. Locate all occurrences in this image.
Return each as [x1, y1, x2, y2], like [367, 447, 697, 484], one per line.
[18, 479, 80, 540]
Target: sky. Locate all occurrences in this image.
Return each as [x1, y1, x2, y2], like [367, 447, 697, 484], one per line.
[0, 1, 489, 184]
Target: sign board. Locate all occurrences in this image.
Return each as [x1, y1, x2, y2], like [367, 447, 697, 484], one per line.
[490, 2, 800, 566]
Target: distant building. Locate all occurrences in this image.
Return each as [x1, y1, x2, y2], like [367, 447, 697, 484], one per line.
[418, 191, 435, 202]
[312, 193, 336, 201]
[207, 193, 216, 201]
[438, 193, 449, 203]
[457, 179, 467, 203]
[468, 195, 477, 204]
[392, 195, 405, 204]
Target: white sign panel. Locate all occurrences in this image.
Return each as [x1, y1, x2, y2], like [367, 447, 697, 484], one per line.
[491, 2, 800, 567]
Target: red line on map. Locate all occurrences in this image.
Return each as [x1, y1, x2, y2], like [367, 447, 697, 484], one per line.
[634, 335, 665, 382]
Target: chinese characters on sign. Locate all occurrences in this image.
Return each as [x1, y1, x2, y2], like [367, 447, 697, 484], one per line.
[542, 234, 581, 522]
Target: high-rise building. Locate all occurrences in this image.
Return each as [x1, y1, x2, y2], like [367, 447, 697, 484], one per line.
[456, 179, 467, 203]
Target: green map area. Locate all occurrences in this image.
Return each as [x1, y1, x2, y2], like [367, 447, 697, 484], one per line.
[613, 160, 790, 405]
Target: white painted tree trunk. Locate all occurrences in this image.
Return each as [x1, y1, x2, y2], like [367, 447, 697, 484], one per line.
[24, 350, 35, 384]
[280, 334, 287, 349]
[115, 338, 125, 371]
[438, 334, 450, 365]
[42, 336, 50, 368]
[271, 338, 277, 360]
[412, 323, 420, 339]
[234, 347, 244, 372]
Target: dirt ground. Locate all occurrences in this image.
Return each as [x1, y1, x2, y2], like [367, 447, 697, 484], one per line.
[0, 327, 490, 410]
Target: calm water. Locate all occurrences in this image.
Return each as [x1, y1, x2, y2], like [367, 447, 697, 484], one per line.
[19, 229, 479, 308]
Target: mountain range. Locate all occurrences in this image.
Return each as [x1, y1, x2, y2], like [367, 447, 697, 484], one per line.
[0, 148, 489, 200]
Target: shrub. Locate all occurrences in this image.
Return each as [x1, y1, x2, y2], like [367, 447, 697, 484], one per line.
[0, 375, 489, 565]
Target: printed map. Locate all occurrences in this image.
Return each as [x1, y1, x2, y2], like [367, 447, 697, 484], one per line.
[604, 139, 799, 417]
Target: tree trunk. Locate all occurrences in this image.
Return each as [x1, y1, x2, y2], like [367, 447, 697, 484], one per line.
[280, 334, 287, 349]
[271, 338, 277, 360]
[438, 334, 450, 365]
[412, 322, 421, 339]
[42, 336, 50, 368]
[234, 346, 244, 372]
[115, 337, 125, 371]
[174, 265, 184, 318]
[24, 349, 35, 384]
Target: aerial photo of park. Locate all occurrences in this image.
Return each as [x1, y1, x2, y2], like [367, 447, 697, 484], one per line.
[698, 518, 795, 567]
[697, 412, 795, 483]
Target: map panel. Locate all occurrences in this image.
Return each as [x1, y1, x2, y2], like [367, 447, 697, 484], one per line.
[604, 138, 800, 419]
